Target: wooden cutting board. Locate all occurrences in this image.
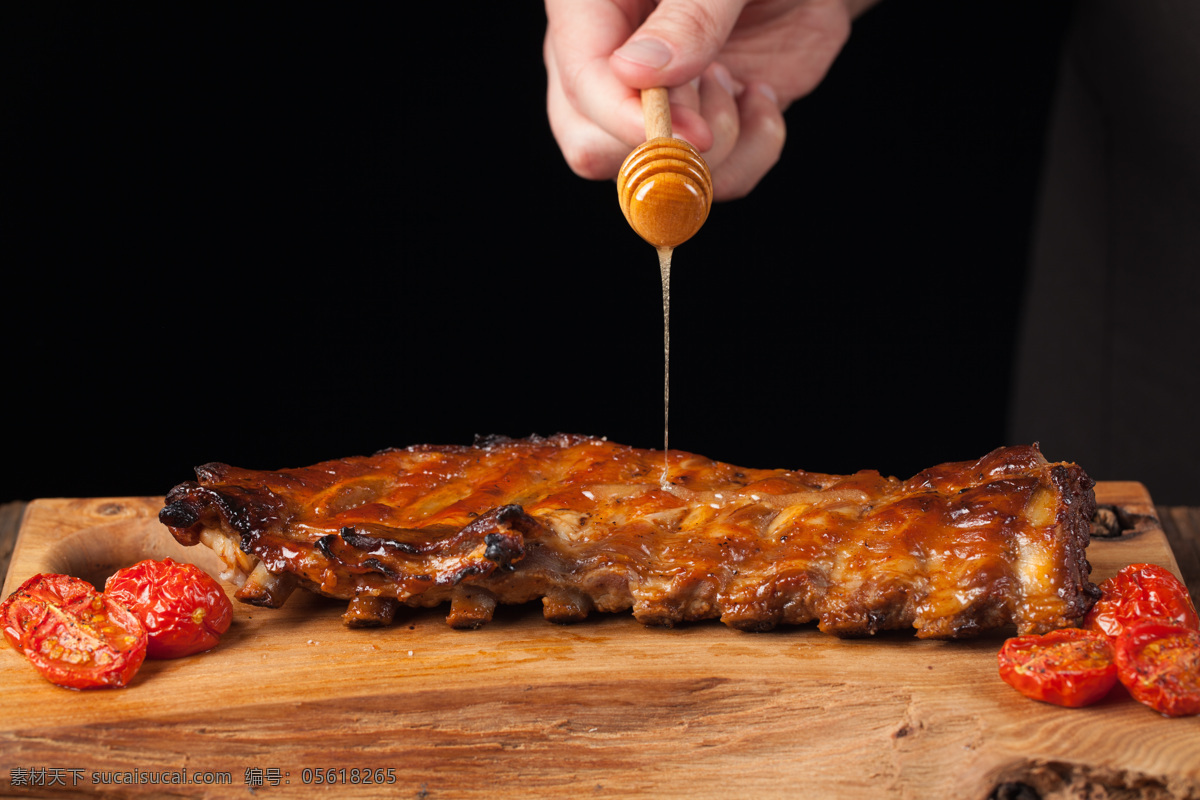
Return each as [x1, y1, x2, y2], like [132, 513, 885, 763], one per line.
[1, 485, 1197, 800]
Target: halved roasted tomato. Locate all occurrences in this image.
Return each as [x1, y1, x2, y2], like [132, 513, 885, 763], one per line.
[1114, 621, 1200, 717]
[997, 628, 1118, 708]
[0, 573, 147, 689]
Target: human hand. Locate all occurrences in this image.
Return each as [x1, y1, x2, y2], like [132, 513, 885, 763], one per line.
[545, 0, 879, 200]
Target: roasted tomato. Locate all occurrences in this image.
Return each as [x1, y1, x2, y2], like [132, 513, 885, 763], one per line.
[1085, 563, 1199, 640]
[1, 573, 95, 649]
[105, 558, 233, 659]
[997, 628, 1118, 708]
[1113, 621, 1200, 717]
[0, 573, 147, 689]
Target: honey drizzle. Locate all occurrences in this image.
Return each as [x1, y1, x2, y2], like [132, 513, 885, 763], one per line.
[658, 245, 672, 489]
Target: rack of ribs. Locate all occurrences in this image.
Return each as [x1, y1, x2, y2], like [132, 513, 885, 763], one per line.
[158, 434, 1099, 639]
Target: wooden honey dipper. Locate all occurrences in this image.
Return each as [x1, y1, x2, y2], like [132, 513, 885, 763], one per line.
[616, 88, 712, 487]
[617, 88, 713, 249]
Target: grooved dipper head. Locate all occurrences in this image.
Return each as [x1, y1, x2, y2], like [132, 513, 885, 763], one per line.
[617, 137, 712, 249]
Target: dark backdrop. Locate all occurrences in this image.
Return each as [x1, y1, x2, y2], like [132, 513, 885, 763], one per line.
[2, 2, 1074, 502]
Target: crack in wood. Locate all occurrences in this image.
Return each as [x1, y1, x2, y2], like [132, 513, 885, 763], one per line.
[1092, 505, 1159, 539]
[987, 759, 1200, 800]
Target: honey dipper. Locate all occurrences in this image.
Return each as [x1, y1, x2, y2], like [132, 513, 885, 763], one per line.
[616, 88, 713, 249]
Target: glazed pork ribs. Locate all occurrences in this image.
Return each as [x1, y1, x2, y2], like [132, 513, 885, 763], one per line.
[159, 434, 1099, 639]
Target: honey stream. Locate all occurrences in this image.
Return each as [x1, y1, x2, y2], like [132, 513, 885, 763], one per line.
[658, 246, 672, 489]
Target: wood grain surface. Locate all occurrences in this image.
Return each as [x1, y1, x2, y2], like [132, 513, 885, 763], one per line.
[0, 487, 1197, 800]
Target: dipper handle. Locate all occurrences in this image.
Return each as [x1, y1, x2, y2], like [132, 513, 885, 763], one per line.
[642, 87, 673, 139]
[617, 88, 713, 250]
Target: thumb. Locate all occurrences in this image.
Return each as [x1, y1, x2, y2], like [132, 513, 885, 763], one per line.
[610, 0, 748, 89]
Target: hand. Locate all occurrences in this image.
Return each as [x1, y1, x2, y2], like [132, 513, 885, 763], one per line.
[545, 0, 878, 200]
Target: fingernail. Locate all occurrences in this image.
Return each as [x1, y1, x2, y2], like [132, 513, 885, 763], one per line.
[757, 83, 778, 105]
[614, 37, 672, 69]
[712, 64, 735, 96]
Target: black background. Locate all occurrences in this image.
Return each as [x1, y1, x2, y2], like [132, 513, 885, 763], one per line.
[2, 2, 1075, 502]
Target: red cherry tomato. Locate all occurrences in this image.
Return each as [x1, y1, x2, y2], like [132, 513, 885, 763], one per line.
[105, 558, 233, 659]
[1113, 621, 1200, 717]
[0, 573, 147, 689]
[997, 628, 1118, 708]
[1, 573, 95, 650]
[1085, 563, 1199, 640]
